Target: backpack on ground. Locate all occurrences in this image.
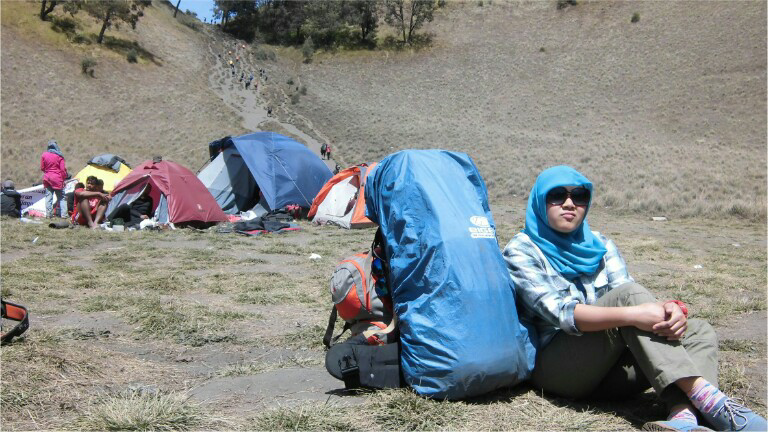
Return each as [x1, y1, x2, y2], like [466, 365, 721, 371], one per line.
[323, 231, 404, 390]
[364, 149, 537, 400]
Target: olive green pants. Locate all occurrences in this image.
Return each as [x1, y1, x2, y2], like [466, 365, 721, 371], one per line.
[531, 282, 718, 409]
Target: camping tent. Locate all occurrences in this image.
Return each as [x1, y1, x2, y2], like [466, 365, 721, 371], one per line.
[106, 159, 227, 225]
[73, 154, 132, 192]
[308, 163, 378, 229]
[198, 132, 332, 214]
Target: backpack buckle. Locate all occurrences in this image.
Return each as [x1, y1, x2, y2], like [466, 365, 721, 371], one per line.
[339, 354, 361, 389]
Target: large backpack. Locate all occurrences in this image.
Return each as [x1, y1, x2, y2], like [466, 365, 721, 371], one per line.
[364, 150, 537, 400]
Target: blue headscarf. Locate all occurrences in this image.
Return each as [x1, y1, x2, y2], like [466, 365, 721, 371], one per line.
[46, 140, 63, 157]
[522, 165, 606, 278]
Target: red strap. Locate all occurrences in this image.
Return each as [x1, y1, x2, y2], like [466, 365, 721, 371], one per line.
[665, 300, 689, 318]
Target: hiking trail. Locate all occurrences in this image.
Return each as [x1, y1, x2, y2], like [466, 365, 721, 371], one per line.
[203, 27, 336, 171]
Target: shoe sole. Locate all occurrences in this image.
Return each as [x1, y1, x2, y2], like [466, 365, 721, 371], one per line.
[642, 422, 711, 432]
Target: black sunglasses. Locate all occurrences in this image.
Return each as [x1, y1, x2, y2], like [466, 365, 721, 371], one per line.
[546, 186, 590, 206]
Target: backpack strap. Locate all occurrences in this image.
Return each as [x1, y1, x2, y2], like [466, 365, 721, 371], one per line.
[322, 306, 351, 349]
[1, 299, 29, 345]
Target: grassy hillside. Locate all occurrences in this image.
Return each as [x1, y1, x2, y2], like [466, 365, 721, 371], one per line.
[0, 0, 246, 186]
[287, 1, 766, 220]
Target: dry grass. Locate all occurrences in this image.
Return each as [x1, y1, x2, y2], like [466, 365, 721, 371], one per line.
[287, 1, 766, 221]
[0, 0, 247, 187]
[1, 0, 766, 429]
[1, 213, 763, 430]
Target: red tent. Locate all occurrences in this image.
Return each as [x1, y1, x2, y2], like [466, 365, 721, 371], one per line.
[109, 159, 227, 225]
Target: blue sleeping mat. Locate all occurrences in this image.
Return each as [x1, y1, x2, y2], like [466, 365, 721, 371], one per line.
[365, 150, 536, 399]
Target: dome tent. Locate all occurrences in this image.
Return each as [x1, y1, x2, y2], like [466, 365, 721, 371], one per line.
[198, 132, 332, 214]
[73, 154, 132, 193]
[308, 163, 378, 229]
[106, 158, 227, 226]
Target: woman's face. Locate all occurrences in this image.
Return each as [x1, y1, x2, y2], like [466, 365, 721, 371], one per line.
[545, 186, 587, 234]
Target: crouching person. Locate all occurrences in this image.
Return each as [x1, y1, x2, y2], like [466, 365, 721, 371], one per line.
[71, 176, 110, 229]
[110, 184, 153, 229]
[503, 165, 766, 432]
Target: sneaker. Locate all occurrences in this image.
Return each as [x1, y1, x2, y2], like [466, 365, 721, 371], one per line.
[701, 398, 767, 431]
[642, 419, 712, 431]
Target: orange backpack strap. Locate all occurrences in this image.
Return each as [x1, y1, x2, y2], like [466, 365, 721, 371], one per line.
[1, 299, 29, 345]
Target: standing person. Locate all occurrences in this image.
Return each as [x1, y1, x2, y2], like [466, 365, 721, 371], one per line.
[325, 144, 332, 160]
[40, 139, 67, 218]
[0, 180, 22, 218]
[502, 165, 766, 432]
[320, 143, 327, 159]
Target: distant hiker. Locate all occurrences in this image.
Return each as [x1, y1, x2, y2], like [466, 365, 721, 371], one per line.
[325, 144, 332, 160]
[244, 80, 250, 90]
[240, 72, 244, 82]
[320, 143, 327, 159]
[40, 139, 67, 218]
[1, 180, 22, 218]
[71, 176, 110, 229]
[334, 164, 341, 175]
[267, 106, 272, 116]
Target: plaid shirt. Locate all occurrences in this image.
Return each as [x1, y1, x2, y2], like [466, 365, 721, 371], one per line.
[502, 232, 634, 347]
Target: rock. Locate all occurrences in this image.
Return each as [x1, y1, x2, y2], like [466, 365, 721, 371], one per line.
[309, 253, 322, 260]
[693, 264, 703, 269]
[651, 216, 668, 222]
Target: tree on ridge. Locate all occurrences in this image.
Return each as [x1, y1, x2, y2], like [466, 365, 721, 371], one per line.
[383, 0, 435, 45]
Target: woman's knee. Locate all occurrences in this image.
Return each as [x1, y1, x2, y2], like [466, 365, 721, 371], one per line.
[685, 318, 717, 344]
[612, 282, 657, 306]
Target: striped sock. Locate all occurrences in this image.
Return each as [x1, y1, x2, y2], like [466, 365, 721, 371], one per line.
[667, 406, 698, 424]
[688, 381, 726, 414]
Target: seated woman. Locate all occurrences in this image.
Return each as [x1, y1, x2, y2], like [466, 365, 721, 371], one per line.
[503, 165, 765, 432]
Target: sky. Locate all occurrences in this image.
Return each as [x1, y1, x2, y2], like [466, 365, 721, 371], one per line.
[177, 0, 216, 23]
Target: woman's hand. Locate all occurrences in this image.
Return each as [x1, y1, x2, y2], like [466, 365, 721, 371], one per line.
[628, 303, 667, 332]
[652, 302, 687, 340]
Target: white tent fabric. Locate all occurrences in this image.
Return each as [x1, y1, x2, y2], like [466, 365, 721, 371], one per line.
[312, 176, 359, 229]
[198, 147, 258, 214]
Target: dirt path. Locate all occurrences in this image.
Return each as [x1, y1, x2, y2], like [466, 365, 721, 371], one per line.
[203, 28, 335, 171]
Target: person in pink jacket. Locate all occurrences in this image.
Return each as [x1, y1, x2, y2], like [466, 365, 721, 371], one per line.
[40, 140, 67, 218]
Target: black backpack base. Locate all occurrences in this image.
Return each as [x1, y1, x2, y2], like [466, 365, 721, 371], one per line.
[325, 340, 403, 390]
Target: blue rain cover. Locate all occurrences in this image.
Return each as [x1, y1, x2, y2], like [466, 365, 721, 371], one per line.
[365, 150, 536, 399]
[229, 132, 332, 209]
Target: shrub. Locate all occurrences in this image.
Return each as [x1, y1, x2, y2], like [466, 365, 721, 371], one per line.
[557, 0, 578, 9]
[631, 12, 640, 23]
[126, 49, 138, 63]
[290, 93, 300, 105]
[299, 85, 307, 95]
[72, 33, 89, 44]
[539, 47, 546, 52]
[302, 36, 314, 64]
[438, 0, 446, 7]
[81, 56, 96, 77]
[254, 48, 277, 61]
[51, 15, 77, 36]
[178, 14, 201, 31]
[478, 1, 483, 6]
[287, 78, 294, 85]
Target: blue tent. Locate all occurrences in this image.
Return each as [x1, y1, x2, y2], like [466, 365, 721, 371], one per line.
[198, 133, 332, 213]
[365, 150, 537, 399]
